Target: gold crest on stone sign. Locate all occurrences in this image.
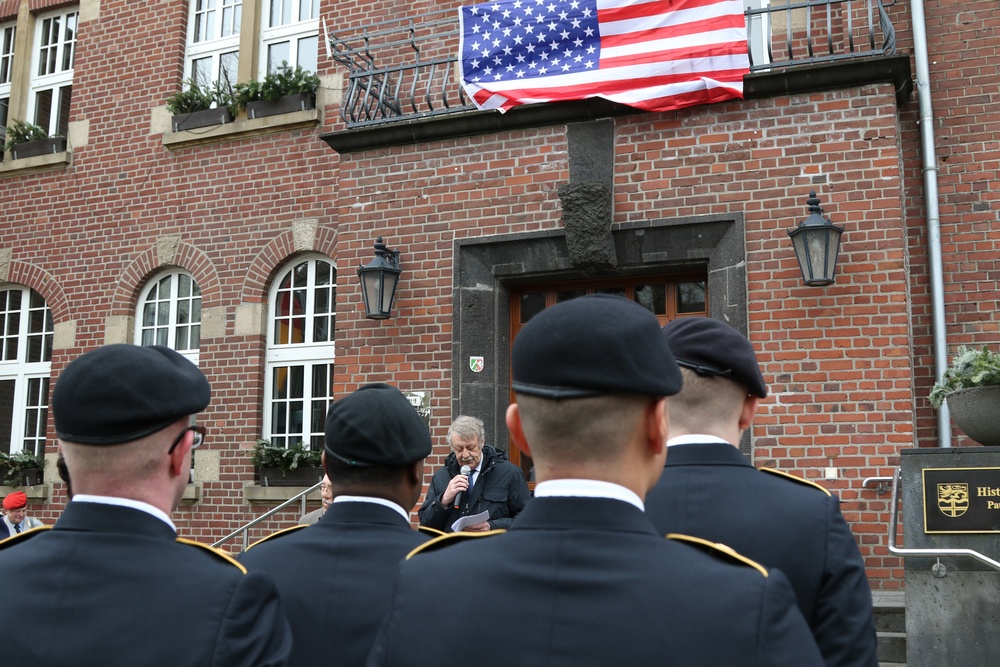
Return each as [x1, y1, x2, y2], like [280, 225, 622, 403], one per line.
[937, 483, 970, 518]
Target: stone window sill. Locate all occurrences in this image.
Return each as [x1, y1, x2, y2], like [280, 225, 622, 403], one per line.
[0, 151, 71, 177]
[163, 108, 320, 150]
[244, 484, 322, 504]
[0, 484, 49, 502]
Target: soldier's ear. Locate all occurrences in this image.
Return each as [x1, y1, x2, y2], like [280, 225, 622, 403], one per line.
[645, 397, 669, 456]
[506, 403, 532, 458]
[738, 395, 760, 432]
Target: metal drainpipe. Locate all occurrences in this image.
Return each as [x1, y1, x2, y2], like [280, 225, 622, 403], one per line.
[909, 0, 952, 447]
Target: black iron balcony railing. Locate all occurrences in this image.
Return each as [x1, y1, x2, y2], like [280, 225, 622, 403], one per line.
[329, 0, 897, 129]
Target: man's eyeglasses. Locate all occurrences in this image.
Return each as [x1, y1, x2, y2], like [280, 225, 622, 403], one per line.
[168, 426, 207, 454]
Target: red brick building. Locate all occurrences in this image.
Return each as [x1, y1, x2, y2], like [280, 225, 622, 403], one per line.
[0, 0, 996, 591]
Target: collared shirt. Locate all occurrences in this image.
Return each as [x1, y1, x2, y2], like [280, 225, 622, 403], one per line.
[333, 495, 410, 521]
[534, 479, 644, 511]
[72, 494, 176, 531]
[468, 464, 481, 488]
[667, 434, 730, 447]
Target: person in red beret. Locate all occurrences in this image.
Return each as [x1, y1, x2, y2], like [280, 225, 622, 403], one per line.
[2, 490, 44, 538]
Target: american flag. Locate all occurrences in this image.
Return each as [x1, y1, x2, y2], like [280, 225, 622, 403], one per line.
[458, 0, 749, 113]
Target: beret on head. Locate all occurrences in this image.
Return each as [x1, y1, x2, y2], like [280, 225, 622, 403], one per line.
[661, 318, 767, 398]
[53, 344, 211, 445]
[3, 491, 27, 510]
[324, 383, 432, 467]
[512, 294, 682, 399]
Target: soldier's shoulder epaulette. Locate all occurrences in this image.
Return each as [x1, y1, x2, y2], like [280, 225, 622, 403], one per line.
[176, 537, 247, 573]
[0, 525, 51, 549]
[758, 467, 832, 496]
[417, 525, 447, 538]
[244, 524, 309, 552]
[406, 529, 506, 559]
[667, 533, 768, 577]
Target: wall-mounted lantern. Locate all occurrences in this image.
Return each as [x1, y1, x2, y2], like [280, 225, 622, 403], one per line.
[357, 236, 402, 320]
[788, 191, 844, 287]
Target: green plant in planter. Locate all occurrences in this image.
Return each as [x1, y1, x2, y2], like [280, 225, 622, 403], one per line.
[2, 119, 52, 152]
[251, 439, 323, 471]
[0, 450, 46, 486]
[166, 78, 235, 116]
[233, 63, 320, 111]
[930, 345, 1000, 409]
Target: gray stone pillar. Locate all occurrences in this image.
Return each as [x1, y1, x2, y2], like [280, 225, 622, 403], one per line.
[901, 447, 1000, 666]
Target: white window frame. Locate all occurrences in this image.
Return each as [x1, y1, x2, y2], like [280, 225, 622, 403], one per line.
[27, 7, 77, 138]
[135, 270, 202, 365]
[259, 0, 319, 77]
[0, 21, 14, 134]
[185, 0, 242, 88]
[264, 254, 335, 450]
[0, 285, 53, 457]
[745, 0, 771, 70]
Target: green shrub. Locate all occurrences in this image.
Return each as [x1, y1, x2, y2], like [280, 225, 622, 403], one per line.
[250, 439, 322, 471]
[166, 78, 235, 116]
[930, 345, 1000, 409]
[233, 63, 320, 111]
[0, 450, 45, 486]
[2, 119, 50, 152]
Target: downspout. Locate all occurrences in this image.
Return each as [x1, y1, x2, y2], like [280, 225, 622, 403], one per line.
[909, 0, 951, 446]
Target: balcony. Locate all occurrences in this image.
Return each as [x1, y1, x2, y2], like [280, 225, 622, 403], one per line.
[324, 0, 909, 151]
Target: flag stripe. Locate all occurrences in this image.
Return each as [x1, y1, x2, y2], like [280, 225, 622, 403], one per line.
[459, 0, 749, 115]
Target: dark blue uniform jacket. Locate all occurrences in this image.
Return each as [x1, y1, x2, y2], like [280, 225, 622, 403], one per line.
[645, 442, 878, 667]
[368, 495, 824, 667]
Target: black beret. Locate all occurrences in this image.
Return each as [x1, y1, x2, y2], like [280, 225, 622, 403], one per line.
[661, 318, 767, 398]
[324, 383, 432, 467]
[53, 344, 211, 445]
[512, 294, 682, 399]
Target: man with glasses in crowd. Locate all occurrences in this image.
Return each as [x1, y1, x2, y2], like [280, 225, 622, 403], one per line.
[0, 344, 291, 666]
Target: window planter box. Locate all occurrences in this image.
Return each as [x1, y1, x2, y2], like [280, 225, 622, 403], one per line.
[171, 107, 234, 132]
[1, 467, 44, 487]
[246, 93, 316, 120]
[11, 137, 67, 160]
[259, 466, 324, 487]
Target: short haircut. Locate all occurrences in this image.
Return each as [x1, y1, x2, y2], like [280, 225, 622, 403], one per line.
[60, 418, 186, 481]
[514, 393, 651, 465]
[448, 415, 485, 446]
[669, 368, 747, 430]
[324, 456, 408, 489]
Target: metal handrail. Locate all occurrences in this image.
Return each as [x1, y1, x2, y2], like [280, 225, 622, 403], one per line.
[887, 467, 1000, 572]
[212, 480, 323, 551]
[863, 475, 892, 494]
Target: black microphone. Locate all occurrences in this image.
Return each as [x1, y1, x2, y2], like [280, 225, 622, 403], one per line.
[453, 465, 472, 509]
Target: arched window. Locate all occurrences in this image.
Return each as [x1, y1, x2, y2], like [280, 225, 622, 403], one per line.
[264, 255, 335, 449]
[0, 285, 53, 456]
[136, 270, 202, 364]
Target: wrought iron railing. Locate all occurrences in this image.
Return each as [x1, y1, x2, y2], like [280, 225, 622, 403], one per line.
[329, 0, 897, 129]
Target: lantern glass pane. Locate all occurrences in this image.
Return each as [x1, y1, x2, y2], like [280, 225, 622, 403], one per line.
[380, 272, 399, 316]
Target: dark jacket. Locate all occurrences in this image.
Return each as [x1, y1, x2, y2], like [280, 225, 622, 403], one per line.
[0, 501, 291, 667]
[240, 501, 430, 667]
[368, 496, 824, 667]
[418, 445, 530, 531]
[644, 442, 878, 667]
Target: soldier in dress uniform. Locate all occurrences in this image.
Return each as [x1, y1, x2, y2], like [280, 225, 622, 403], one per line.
[365, 294, 823, 667]
[644, 317, 878, 667]
[240, 382, 433, 667]
[0, 344, 291, 667]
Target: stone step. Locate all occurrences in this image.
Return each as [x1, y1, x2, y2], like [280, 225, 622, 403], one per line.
[873, 591, 906, 665]
[877, 631, 907, 665]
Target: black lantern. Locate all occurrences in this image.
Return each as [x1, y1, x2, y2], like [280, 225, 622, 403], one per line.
[787, 191, 844, 287]
[357, 236, 402, 320]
